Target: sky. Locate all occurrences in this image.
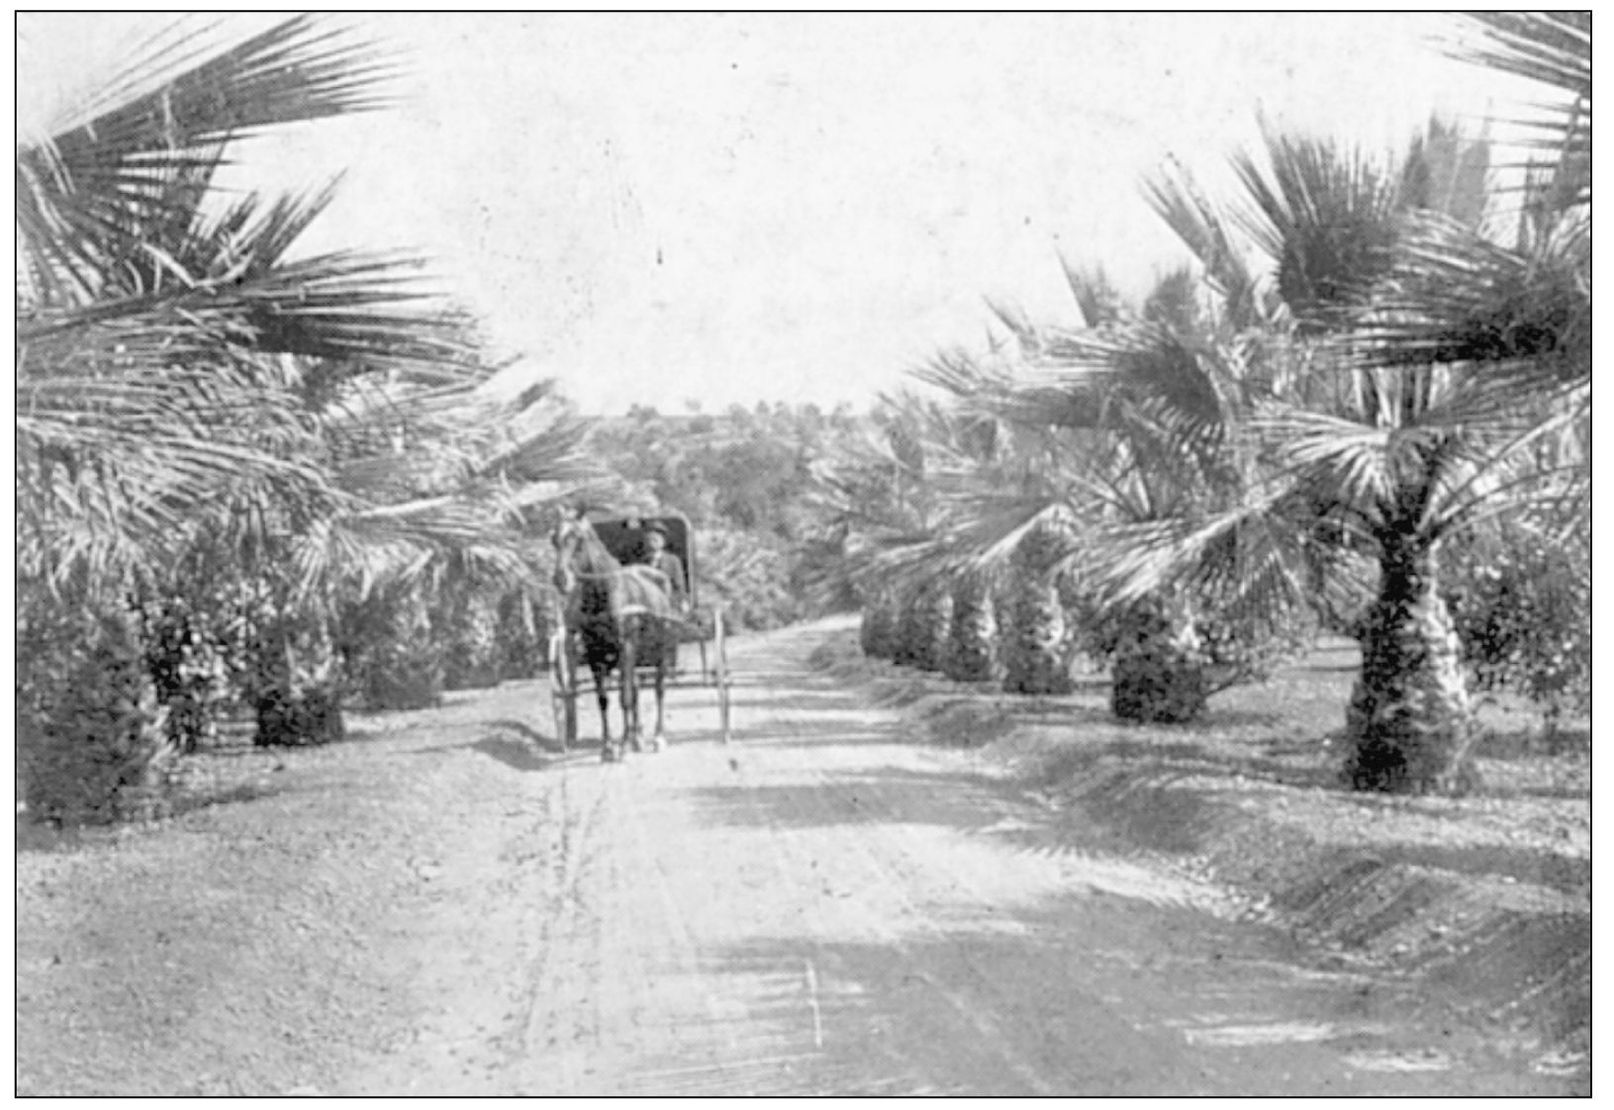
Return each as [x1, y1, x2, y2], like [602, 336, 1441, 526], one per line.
[17, 12, 1550, 415]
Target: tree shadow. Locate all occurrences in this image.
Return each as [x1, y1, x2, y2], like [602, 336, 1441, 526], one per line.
[755, 730, 918, 750]
[997, 700, 1116, 727]
[1510, 783, 1592, 801]
[688, 759, 1242, 863]
[1389, 843, 1589, 893]
[403, 716, 607, 771]
[1027, 734, 1338, 796]
[719, 715, 902, 747]
[469, 735, 567, 772]
[487, 718, 551, 746]
[1197, 708, 1290, 730]
[605, 901, 1504, 1097]
[1474, 726, 1592, 761]
[687, 764, 1030, 837]
[728, 687, 870, 713]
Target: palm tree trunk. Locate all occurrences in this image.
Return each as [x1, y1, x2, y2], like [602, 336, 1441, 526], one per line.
[859, 588, 899, 660]
[1343, 536, 1476, 793]
[944, 571, 998, 682]
[893, 584, 930, 668]
[1002, 531, 1073, 695]
[912, 580, 952, 673]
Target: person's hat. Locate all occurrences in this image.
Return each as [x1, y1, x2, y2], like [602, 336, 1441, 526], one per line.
[643, 520, 669, 538]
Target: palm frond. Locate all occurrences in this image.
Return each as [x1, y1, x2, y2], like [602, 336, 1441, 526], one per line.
[19, 15, 398, 305]
[1230, 127, 1406, 328]
[1348, 209, 1589, 394]
[1444, 13, 1590, 214]
[1454, 12, 1590, 93]
[20, 248, 480, 376]
[1253, 403, 1405, 512]
[1143, 158, 1274, 329]
[1057, 256, 1128, 328]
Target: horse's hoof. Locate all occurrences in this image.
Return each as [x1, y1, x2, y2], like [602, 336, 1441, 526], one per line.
[650, 734, 666, 752]
[601, 746, 617, 763]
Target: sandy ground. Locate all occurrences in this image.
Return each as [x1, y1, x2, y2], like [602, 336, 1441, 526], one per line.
[14, 619, 1579, 1095]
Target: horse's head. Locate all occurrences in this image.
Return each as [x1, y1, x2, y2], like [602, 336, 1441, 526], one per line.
[551, 510, 586, 595]
[552, 507, 615, 598]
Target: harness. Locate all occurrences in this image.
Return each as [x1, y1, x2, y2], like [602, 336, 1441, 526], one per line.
[557, 535, 680, 623]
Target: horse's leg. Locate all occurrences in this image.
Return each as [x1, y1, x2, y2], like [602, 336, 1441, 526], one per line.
[594, 662, 617, 762]
[622, 629, 643, 752]
[650, 658, 668, 751]
[654, 625, 677, 750]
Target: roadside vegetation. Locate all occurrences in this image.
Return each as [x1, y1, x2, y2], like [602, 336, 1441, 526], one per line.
[826, 12, 1589, 797]
[16, 17, 600, 823]
[17, 13, 1589, 825]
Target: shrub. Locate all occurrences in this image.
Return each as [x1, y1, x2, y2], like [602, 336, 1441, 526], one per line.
[859, 590, 900, 660]
[250, 615, 346, 746]
[1445, 524, 1591, 732]
[697, 526, 806, 632]
[439, 587, 503, 690]
[1068, 587, 1316, 723]
[1073, 590, 1313, 687]
[18, 606, 174, 825]
[496, 590, 549, 680]
[1097, 597, 1209, 723]
[137, 594, 234, 753]
[338, 584, 444, 711]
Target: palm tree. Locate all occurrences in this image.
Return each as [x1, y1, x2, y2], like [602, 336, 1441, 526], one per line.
[810, 391, 949, 661]
[16, 17, 479, 592]
[324, 378, 596, 711]
[15, 16, 594, 803]
[14, 16, 407, 802]
[1323, 12, 1590, 788]
[919, 271, 1303, 721]
[1049, 96, 1582, 788]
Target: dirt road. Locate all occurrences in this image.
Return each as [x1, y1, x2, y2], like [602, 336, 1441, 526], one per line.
[340, 621, 1556, 1096]
[16, 619, 1567, 1095]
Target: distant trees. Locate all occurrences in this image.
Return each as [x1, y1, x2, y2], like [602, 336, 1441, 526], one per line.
[585, 401, 867, 630]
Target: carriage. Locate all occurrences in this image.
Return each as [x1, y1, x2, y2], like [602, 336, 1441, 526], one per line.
[547, 513, 732, 751]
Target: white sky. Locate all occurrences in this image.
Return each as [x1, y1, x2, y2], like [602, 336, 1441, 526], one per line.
[17, 12, 1548, 415]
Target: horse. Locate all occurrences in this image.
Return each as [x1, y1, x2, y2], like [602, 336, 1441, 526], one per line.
[551, 512, 682, 762]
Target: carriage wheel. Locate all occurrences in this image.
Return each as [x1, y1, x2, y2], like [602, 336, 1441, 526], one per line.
[548, 630, 578, 752]
[714, 608, 731, 743]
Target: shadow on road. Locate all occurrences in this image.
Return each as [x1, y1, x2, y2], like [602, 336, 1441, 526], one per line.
[720, 715, 901, 747]
[605, 903, 1540, 1097]
[470, 735, 568, 772]
[686, 764, 1079, 857]
[404, 717, 611, 772]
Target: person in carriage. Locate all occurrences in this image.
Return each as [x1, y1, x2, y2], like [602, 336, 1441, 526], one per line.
[635, 520, 688, 614]
[634, 520, 688, 675]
